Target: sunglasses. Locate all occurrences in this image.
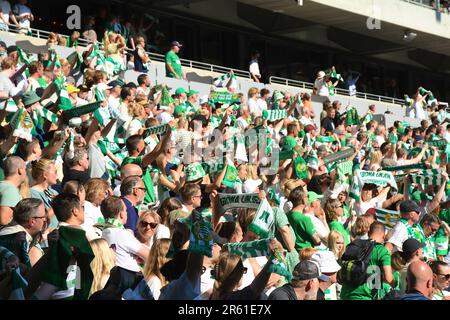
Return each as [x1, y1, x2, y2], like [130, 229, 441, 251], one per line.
[140, 221, 158, 229]
[438, 273, 450, 280]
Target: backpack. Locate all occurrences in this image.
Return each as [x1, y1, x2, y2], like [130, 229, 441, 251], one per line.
[337, 239, 376, 287]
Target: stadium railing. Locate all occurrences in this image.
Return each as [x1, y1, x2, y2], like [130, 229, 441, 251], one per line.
[5, 25, 442, 109]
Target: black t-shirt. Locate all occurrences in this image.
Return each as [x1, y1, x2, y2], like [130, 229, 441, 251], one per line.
[268, 284, 297, 300]
[321, 117, 336, 133]
[62, 168, 91, 186]
[316, 288, 325, 300]
[220, 286, 266, 300]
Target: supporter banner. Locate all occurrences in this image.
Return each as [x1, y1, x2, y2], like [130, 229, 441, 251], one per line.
[217, 193, 261, 214]
[143, 124, 169, 138]
[382, 163, 427, 172]
[188, 219, 213, 258]
[248, 199, 274, 238]
[222, 164, 239, 188]
[225, 239, 270, 258]
[323, 147, 354, 165]
[10, 108, 34, 142]
[262, 109, 287, 121]
[349, 170, 398, 201]
[375, 208, 400, 230]
[337, 160, 353, 183]
[294, 155, 308, 179]
[210, 91, 240, 105]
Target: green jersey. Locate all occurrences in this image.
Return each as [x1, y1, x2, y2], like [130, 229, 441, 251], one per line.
[165, 51, 182, 78]
[287, 210, 316, 251]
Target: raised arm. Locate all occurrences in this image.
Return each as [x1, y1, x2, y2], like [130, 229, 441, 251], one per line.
[142, 128, 172, 168]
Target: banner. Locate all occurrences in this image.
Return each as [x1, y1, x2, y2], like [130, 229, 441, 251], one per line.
[222, 164, 239, 188]
[210, 91, 240, 105]
[217, 193, 261, 214]
[62, 101, 101, 124]
[349, 170, 398, 201]
[248, 199, 274, 238]
[262, 109, 287, 121]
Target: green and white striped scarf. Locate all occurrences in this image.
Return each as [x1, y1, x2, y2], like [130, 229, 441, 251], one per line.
[143, 124, 169, 137]
[337, 160, 353, 184]
[375, 208, 400, 230]
[410, 169, 443, 187]
[217, 193, 261, 214]
[213, 72, 237, 89]
[383, 163, 427, 172]
[349, 170, 398, 201]
[225, 239, 271, 258]
[55, 77, 73, 111]
[262, 109, 287, 121]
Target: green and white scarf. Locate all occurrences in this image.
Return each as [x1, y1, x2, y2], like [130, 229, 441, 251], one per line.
[349, 170, 398, 201]
[337, 160, 353, 184]
[217, 193, 261, 214]
[410, 169, 443, 187]
[382, 163, 427, 172]
[213, 72, 237, 89]
[262, 109, 287, 121]
[143, 124, 169, 137]
[10, 108, 34, 142]
[375, 208, 400, 230]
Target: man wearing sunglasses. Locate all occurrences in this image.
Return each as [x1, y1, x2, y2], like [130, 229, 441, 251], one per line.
[0, 198, 45, 268]
[121, 176, 146, 232]
[430, 261, 450, 300]
[419, 214, 441, 262]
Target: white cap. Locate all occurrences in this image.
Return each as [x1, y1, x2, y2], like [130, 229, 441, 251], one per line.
[317, 71, 326, 79]
[243, 179, 262, 193]
[311, 251, 341, 274]
[199, 95, 209, 105]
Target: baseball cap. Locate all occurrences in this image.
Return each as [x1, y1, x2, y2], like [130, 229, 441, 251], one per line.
[399, 200, 421, 214]
[402, 238, 425, 254]
[108, 80, 122, 88]
[67, 84, 80, 94]
[243, 179, 262, 193]
[175, 87, 187, 96]
[292, 260, 321, 281]
[307, 191, 323, 205]
[304, 125, 316, 133]
[187, 90, 199, 98]
[7, 45, 17, 55]
[171, 41, 183, 48]
[311, 251, 341, 274]
[317, 71, 326, 79]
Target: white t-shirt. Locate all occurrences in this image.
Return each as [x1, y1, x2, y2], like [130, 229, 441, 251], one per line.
[148, 224, 171, 248]
[102, 227, 144, 272]
[256, 98, 268, 113]
[82, 201, 103, 240]
[305, 213, 329, 240]
[248, 99, 261, 116]
[414, 101, 426, 120]
[353, 198, 380, 216]
[200, 267, 215, 295]
[249, 61, 260, 77]
[444, 131, 450, 143]
[315, 79, 329, 96]
[146, 275, 162, 300]
[157, 112, 174, 125]
[387, 221, 409, 252]
[126, 118, 143, 138]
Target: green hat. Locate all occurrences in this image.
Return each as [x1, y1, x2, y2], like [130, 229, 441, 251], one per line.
[273, 91, 284, 101]
[175, 87, 187, 96]
[22, 91, 40, 107]
[411, 191, 432, 203]
[187, 90, 199, 97]
[307, 191, 323, 205]
[185, 163, 207, 182]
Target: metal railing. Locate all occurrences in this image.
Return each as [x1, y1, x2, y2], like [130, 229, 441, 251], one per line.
[4, 26, 443, 108]
[269, 76, 406, 106]
[402, 0, 448, 11]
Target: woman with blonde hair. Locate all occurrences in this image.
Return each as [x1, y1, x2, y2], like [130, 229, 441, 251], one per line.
[299, 247, 317, 261]
[89, 238, 116, 296]
[136, 211, 170, 248]
[247, 87, 260, 117]
[325, 198, 351, 245]
[30, 159, 59, 228]
[280, 179, 305, 213]
[328, 231, 346, 261]
[352, 216, 371, 240]
[143, 238, 171, 300]
[126, 102, 146, 138]
[84, 178, 112, 233]
[60, 58, 72, 77]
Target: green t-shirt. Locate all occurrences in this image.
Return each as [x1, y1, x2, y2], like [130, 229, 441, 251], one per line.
[328, 220, 350, 245]
[282, 136, 297, 152]
[0, 181, 21, 208]
[165, 51, 182, 78]
[287, 210, 316, 251]
[340, 243, 391, 300]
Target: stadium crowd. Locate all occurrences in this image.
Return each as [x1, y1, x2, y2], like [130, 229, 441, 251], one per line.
[0, 0, 449, 302]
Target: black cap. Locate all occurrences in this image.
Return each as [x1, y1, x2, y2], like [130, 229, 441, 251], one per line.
[108, 80, 122, 88]
[171, 41, 183, 48]
[402, 238, 425, 254]
[399, 200, 421, 214]
[7, 45, 17, 55]
[292, 260, 321, 281]
[0, 41, 6, 49]
[212, 231, 228, 246]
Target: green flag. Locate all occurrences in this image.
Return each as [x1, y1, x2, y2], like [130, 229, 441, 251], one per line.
[10, 108, 34, 142]
[55, 77, 73, 111]
[222, 164, 239, 188]
[294, 155, 308, 179]
[248, 199, 274, 238]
